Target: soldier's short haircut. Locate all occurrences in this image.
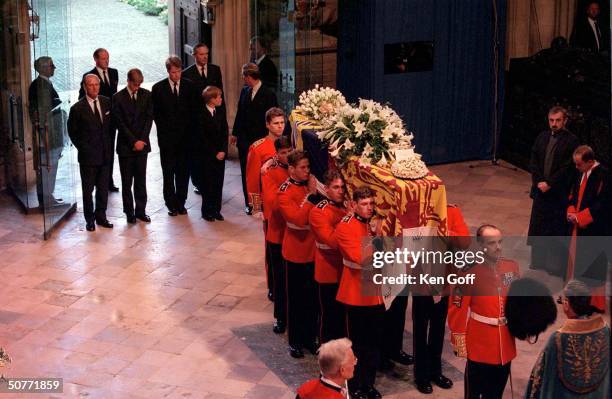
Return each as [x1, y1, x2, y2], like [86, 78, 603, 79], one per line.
[288, 150, 308, 167]
[317, 338, 353, 378]
[202, 86, 222, 103]
[324, 169, 344, 186]
[242, 63, 261, 80]
[193, 43, 209, 53]
[127, 68, 144, 83]
[93, 48, 108, 58]
[34, 56, 52, 73]
[274, 136, 292, 151]
[573, 145, 595, 162]
[476, 224, 500, 243]
[165, 56, 182, 71]
[265, 107, 285, 123]
[548, 105, 568, 118]
[353, 186, 374, 202]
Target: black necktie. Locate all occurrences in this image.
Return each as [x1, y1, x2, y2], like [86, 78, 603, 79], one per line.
[212, 108, 216, 117]
[173, 82, 178, 97]
[103, 70, 109, 86]
[131, 92, 137, 104]
[93, 99, 102, 124]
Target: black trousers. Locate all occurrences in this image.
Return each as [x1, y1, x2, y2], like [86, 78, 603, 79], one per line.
[319, 283, 346, 343]
[79, 164, 110, 223]
[465, 360, 511, 399]
[108, 128, 117, 188]
[382, 292, 408, 358]
[159, 147, 189, 211]
[237, 141, 250, 207]
[268, 242, 286, 323]
[412, 295, 448, 382]
[201, 157, 225, 216]
[119, 155, 147, 216]
[286, 260, 319, 348]
[346, 304, 385, 391]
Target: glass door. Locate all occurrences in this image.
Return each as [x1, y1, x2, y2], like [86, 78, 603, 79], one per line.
[30, 0, 76, 239]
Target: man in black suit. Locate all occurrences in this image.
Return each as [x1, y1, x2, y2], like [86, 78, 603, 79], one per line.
[231, 63, 278, 214]
[570, 1, 607, 52]
[528, 106, 579, 275]
[183, 43, 225, 193]
[152, 56, 195, 216]
[78, 48, 120, 192]
[195, 86, 228, 221]
[250, 37, 278, 91]
[113, 68, 154, 224]
[68, 74, 114, 232]
[28, 56, 64, 207]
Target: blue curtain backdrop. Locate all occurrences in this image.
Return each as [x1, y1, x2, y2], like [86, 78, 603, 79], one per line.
[337, 0, 506, 164]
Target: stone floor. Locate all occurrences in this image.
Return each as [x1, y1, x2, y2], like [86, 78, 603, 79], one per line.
[0, 147, 591, 398]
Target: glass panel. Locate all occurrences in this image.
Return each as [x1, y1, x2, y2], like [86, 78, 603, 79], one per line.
[30, 0, 76, 239]
[1, 0, 31, 208]
[251, 0, 338, 110]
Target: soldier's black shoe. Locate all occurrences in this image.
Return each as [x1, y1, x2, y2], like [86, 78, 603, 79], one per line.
[350, 389, 368, 399]
[168, 209, 178, 217]
[304, 341, 320, 355]
[431, 374, 453, 389]
[272, 320, 286, 334]
[364, 386, 382, 399]
[96, 219, 114, 228]
[214, 213, 224, 221]
[86, 222, 95, 232]
[416, 381, 433, 394]
[136, 214, 151, 223]
[127, 215, 137, 224]
[390, 350, 414, 365]
[289, 345, 304, 358]
[178, 207, 188, 215]
[378, 357, 394, 371]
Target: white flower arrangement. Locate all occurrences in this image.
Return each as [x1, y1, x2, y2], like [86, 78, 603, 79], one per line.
[296, 85, 347, 122]
[317, 99, 414, 167]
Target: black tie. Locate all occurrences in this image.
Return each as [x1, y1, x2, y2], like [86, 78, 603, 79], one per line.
[93, 99, 102, 125]
[103, 70, 109, 86]
[131, 92, 137, 104]
[173, 82, 178, 97]
[212, 108, 216, 117]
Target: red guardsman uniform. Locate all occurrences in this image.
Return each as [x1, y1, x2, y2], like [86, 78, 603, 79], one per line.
[335, 213, 384, 393]
[309, 199, 347, 343]
[261, 160, 289, 326]
[246, 136, 276, 297]
[278, 177, 319, 350]
[296, 378, 347, 399]
[246, 136, 276, 212]
[448, 257, 520, 398]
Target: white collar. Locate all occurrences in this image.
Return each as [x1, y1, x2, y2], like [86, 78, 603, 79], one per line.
[584, 161, 600, 179]
[96, 66, 108, 78]
[320, 377, 349, 398]
[252, 80, 262, 93]
[255, 54, 266, 65]
[86, 95, 99, 104]
[169, 78, 180, 87]
[127, 87, 138, 97]
[206, 104, 215, 114]
[39, 75, 50, 82]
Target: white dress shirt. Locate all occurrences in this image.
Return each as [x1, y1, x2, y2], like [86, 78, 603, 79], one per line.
[96, 66, 110, 85]
[588, 18, 601, 51]
[86, 96, 103, 122]
[198, 64, 208, 78]
[251, 80, 262, 100]
[169, 79, 180, 95]
[206, 104, 215, 117]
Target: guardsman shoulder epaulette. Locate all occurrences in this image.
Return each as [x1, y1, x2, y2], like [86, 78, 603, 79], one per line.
[341, 215, 352, 223]
[251, 138, 266, 148]
[279, 181, 290, 192]
[316, 200, 329, 209]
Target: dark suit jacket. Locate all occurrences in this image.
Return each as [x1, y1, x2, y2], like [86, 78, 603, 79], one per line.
[194, 106, 229, 158]
[257, 55, 278, 90]
[232, 84, 278, 146]
[570, 17, 607, 52]
[113, 87, 154, 157]
[151, 78, 196, 151]
[67, 96, 113, 166]
[182, 63, 227, 117]
[28, 76, 64, 149]
[78, 67, 119, 100]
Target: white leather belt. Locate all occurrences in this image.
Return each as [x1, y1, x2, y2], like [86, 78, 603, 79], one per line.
[471, 311, 507, 326]
[286, 222, 310, 231]
[316, 242, 332, 250]
[343, 259, 361, 269]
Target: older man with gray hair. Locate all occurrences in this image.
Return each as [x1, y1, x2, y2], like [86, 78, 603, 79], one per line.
[296, 338, 356, 399]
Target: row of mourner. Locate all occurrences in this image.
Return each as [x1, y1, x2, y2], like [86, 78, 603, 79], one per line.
[28, 41, 277, 229]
